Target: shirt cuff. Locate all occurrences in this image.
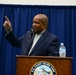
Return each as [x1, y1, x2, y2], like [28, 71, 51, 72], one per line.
[5, 29, 12, 36]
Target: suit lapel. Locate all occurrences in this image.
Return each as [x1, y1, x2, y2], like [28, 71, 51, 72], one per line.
[29, 31, 48, 55]
[24, 35, 34, 55]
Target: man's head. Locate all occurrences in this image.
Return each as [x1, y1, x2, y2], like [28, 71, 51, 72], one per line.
[32, 14, 48, 34]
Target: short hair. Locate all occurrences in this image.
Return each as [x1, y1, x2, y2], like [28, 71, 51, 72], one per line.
[35, 14, 48, 27]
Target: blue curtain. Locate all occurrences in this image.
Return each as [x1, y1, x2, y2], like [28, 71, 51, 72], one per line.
[0, 4, 76, 75]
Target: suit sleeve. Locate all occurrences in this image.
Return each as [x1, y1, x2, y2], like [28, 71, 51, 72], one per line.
[5, 31, 23, 47]
[48, 37, 59, 56]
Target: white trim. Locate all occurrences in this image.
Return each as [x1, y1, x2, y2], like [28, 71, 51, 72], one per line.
[0, 0, 76, 6]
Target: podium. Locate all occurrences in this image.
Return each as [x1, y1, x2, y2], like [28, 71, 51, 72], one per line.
[16, 55, 72, 75]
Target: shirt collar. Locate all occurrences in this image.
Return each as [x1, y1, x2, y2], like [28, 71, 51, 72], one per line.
[36, 29, 46, 35]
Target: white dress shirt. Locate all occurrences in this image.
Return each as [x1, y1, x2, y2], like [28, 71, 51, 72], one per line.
[28, 30, 46, 55]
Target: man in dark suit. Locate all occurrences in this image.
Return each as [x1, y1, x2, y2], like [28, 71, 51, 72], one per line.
[3, 14, 59, 56]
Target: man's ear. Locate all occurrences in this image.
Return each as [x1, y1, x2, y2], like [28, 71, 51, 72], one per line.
[43, 23, 47, 29]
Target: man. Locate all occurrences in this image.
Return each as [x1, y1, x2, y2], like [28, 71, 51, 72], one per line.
[3, 14, 59, 56]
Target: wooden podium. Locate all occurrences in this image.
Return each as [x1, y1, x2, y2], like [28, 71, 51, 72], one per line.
[16, 55, 72, 75]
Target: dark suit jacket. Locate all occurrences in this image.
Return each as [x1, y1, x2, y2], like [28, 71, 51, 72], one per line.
[5, 30, 59, 56]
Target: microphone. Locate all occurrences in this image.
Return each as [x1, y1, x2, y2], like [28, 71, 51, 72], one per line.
[24, 28, 34, 55]
[30, 28, 34, 37]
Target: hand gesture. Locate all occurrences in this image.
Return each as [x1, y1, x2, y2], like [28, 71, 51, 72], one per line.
[3, 16, 12, 32]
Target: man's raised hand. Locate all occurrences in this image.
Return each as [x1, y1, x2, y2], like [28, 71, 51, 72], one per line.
[3, 16, 12, 32]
